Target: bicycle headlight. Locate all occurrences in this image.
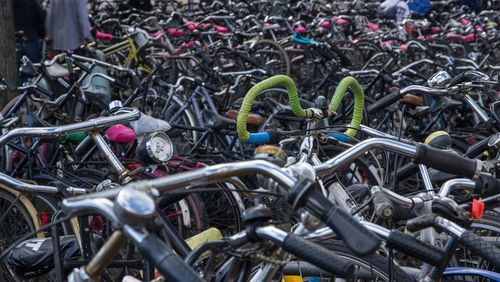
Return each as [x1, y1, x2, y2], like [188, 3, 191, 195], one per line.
[427, 71, 452, 88]
[137, 132, 173, 164]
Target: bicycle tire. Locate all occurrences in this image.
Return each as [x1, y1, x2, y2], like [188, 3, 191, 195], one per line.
[251, 39, 291, 76]
[0, 188, 37, 281]
[131, 42, 178, 83]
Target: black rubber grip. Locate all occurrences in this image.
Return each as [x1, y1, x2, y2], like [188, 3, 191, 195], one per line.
[267, 129, 280, 144]
[394, 162, 419, 181]
[372, 189, 394, 219]
[386, 230, 444, 266]
[324, 205, 381, 255]
[305, 189, 380, 256]
[460, 231, 500, 268]
[474, 174, 500, 197]
[282, 234, 355, 278]
[405, 214, 437, 232]
[75, 135, 95, 156]
[447, 72, 466, 87]
[367, 91, 404, 114]
[414, 144, 479, 178]
[136, 234, 202, 282]
[465, 137, 490, 158]
[1, 76, 17, 92]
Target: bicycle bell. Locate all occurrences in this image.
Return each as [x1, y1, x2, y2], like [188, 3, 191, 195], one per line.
[114, 188, 156, 227]
[424, 131, 452, 149]
[427, 71, 452, 88]
[488, 132, 500, 149]
[136, 132, 174, 164]
[253, 145, 288, 167]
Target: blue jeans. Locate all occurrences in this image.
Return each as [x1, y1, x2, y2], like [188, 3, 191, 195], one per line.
[17, 39, 42, 63]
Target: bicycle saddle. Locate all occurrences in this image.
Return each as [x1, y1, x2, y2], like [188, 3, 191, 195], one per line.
[43, 61, 69, 79]
[7, 235, 82, 278]
[225, 109, 264, 126]
[400, 94, 423, 107]
[202, 110, 236, 129]
[106, 124, 137, 143]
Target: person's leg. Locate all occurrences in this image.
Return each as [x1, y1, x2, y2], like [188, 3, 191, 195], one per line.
[22, 39, 43, 63]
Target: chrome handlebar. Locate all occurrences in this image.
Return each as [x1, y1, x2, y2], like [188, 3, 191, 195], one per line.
[0, 109, 140, 149]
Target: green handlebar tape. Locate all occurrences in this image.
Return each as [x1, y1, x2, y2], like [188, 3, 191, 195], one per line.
[237, 75, 309, 141]
[329, 76, 364, 137]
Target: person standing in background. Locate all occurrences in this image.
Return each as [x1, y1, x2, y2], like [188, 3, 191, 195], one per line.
[128, 0, 154, 11]
[12, 0, 46, 62]
[378, 0, 410, 23]
[46, 0, 92, 52]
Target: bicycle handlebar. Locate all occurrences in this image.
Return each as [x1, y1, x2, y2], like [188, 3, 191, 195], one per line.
[255, 226, 356, 278]
[237, 75, 365, 144]
[329, 76, 364, 137]
[237, 75, 310, 143]
[0, 109, 141, 149]
[407, 215, 500, 268]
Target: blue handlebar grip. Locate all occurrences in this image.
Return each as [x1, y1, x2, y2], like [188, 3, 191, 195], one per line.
[328, 132, 350, 143]
[246, 132, 271, 144]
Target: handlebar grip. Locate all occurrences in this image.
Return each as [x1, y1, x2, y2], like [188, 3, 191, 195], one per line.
[237, 75, 309, 142]
[328, 76, 364, 137]
[371, 186, 394, 219]
[475, 174, 500, 197]
[305, 189, 380, 256]
[405, 214, 437, 232]
[245, 130, 280, 144]
[465, 137, 490, 158]
[328, 132, 350, 142]
[386, 230, 445, 266]
[136, 234, 202, 282]
[394, 162, 419, 181]
[414, 144, 481, 178]
[367, 91, 403, 114]
[324, 204, 380, 255]
[282, 234, 355, 278]
[1, 76, 17, 92]
[75, 135, 95, 156]
[460, 231, 500, 268]
[447, 72, 466, 87]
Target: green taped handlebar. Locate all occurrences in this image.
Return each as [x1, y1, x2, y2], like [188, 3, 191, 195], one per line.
[237, 75, 311, 142]
[329, 76, 364, 137]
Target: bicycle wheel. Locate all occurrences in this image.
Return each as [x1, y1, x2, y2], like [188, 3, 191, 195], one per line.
[0, 188, 37, 281]
[158, 193, 208, 239]
[330, 40, 365, 70]
[193, 182, 244, 237]
[248, 39, 291, 76]
[131, 42, 178, 83]
[452, 212, 500, 272]
[355, 40, 383, 63]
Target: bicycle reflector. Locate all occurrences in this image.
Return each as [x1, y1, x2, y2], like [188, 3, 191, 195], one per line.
[471, 198, 485, 219]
